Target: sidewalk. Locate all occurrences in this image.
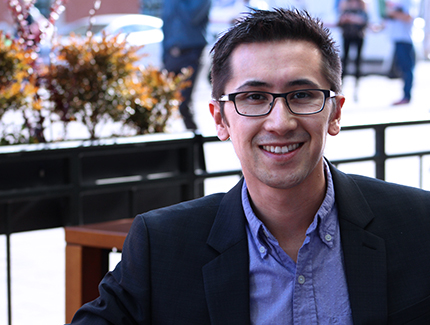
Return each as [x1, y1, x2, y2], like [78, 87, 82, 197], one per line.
[336, 60, 430, 127]
[1, 58, 430, 325]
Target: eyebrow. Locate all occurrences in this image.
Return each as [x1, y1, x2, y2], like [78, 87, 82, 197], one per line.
[236, 78, 321, 91]
[236, 80, 269, 91]
[287, 79, 320, 88]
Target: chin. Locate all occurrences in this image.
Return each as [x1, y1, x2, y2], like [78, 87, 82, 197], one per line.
[263, 173, 305, 190]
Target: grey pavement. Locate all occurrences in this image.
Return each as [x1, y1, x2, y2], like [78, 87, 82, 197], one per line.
[1, 57, 430, 324]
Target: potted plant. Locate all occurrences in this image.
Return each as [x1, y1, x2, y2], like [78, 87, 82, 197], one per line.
[0, 31, 44, 144]
[43, 32, 192, 140]
[0, 0, 192, 144]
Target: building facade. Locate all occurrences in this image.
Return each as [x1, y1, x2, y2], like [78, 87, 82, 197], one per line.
[0, 0, 151, 31]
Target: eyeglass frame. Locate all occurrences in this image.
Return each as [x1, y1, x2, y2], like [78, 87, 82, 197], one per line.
[217, 89, 337, 117]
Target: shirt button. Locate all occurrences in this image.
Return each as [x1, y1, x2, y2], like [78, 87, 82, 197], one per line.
[325, 234, 333, 242]
[298, 275, 306, 284]
[259, 246, 266, 254]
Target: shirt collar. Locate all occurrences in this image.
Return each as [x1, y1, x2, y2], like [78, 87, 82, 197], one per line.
[242, 160, 337, 255]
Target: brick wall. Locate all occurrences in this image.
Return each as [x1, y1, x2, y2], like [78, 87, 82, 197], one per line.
[64, 0, 140, 23]
[0, 0, 141, 31]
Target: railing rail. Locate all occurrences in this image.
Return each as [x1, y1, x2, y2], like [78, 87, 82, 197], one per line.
[199, 119, 430, 187]
[327, 119, 430, 185]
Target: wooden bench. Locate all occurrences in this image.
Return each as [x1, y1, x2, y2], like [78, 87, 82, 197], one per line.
[65, 218, 134, 323]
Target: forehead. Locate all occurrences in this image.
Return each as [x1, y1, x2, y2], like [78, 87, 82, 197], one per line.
[227, 39, 328, 91]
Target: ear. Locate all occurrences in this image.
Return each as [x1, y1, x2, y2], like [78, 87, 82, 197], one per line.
[209, 100, 230, 141]
[328, 95, 344, 136]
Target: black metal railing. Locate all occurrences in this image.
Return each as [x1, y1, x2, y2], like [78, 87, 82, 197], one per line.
[327, 119, 430, 186]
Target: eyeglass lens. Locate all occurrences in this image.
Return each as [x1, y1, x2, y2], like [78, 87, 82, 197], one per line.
[234, 90, 327, 116]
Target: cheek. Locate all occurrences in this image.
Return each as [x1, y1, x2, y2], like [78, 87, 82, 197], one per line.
[307, 119, 331, 148]
[229, 120, 260, 155]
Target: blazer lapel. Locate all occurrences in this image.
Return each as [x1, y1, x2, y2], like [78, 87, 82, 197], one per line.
[330, 165, 388, 324]
[203, 180, 251, 325]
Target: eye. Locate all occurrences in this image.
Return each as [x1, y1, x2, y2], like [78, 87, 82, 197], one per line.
[290, 90, 314, 100]
[237, 92, 271, 104]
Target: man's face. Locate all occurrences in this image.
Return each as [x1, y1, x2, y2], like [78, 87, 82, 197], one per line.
[210, 39, 344, 192]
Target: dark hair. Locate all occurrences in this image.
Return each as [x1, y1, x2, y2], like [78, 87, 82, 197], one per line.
[210, 8, 342, 102]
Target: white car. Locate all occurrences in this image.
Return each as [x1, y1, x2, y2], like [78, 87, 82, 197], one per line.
[58, 14, 163, 67]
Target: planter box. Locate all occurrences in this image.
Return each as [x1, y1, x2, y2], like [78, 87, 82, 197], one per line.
[0, 132, 206, 234]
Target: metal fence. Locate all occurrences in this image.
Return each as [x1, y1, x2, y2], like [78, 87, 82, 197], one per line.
[326, 119, 430, 188]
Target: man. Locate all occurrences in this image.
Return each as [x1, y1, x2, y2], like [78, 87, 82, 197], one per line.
[338, 0, 368, 99]
[162, 0, 211, 130]
[385, 0, 416, 105]
[70, 9, 430, 324]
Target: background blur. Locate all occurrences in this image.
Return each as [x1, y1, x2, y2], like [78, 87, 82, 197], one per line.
[0, 0, 429, 69]
[1, 0, 430, 324]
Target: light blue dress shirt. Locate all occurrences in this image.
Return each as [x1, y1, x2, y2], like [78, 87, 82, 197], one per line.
[242, 162, 353, 324]
[387, 0, 414, 43]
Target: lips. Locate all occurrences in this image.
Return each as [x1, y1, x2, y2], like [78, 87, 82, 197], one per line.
[262, 143, 301, 154]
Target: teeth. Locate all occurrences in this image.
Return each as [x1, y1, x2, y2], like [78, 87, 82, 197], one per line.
[263, 143, 300, 154]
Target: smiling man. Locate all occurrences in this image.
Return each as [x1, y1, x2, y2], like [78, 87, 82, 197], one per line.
[212, 39, 343, 263]
[70, 9, 430, 324]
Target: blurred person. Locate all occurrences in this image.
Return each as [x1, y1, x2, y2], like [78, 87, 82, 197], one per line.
[162, 0, 212, 131]
[265, 0, 307, 10]
[209, 0, 249, 38]
[69, 9, 430, 324]
[338, 0, 368, 100]
[386, 0, 416, 105]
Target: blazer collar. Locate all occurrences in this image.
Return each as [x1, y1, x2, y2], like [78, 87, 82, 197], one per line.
[330, 164, 388, 323]
[203, 179, 251, 324]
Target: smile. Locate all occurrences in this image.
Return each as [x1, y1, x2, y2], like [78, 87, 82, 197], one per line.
[262, 143, 301, 154]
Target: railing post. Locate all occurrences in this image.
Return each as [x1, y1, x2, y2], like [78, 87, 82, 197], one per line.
[69, 150, 82, 226]
[5, 203, 12, 325]
[193, 133, 206, 198]
[375, 125, 386, 181]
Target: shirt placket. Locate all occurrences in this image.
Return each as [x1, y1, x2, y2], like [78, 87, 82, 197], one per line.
[292, 234, 318, 325]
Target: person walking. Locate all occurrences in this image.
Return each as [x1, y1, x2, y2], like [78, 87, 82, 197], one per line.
[386, 0, 416, 105]
[338, 0, 368, 100]
[162, 0, 211, 130]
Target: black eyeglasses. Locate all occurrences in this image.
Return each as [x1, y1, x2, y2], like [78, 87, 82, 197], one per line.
[218, 89, 336, 117]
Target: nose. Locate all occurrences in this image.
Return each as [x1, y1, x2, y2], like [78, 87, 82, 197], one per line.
[264, 97, 298, 134]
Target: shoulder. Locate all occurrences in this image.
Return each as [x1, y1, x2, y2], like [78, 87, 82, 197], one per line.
[136, 192, 226, 228]
[330, 165, 430, 220]
[121, 193, 227, 260]
[330, 163, 430, 199]
[349, 173, 430, 201]
[335, 172, 430, 241]
[126, 179, 243, 241]
[136, 178, 243, 226]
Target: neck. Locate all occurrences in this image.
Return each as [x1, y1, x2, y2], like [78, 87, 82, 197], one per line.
[246, 165, 327, 261]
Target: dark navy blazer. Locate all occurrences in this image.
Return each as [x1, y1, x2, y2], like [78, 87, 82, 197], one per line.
[71, 163, 430, 324]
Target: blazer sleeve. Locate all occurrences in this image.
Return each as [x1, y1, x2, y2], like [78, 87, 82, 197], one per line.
[70, 215, 152, 324]
[68, 192, 227, 324]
